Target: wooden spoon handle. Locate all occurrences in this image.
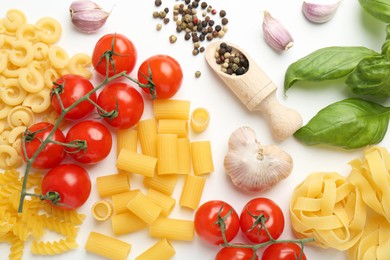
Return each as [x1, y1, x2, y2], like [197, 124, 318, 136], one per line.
[255, 89, 302, 141]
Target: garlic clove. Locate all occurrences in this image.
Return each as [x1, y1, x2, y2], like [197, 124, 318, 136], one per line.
[224, 126, 293, 193]
[262, 11, 294, 52]
[302, 0, 341, 23]
[70, 0, 110, 33]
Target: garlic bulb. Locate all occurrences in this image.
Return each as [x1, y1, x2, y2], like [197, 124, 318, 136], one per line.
[69, 0, 110, 33]
[302, 0, 341, 23]
[262, 11, 294, 51]
[224, 126, 293, 193]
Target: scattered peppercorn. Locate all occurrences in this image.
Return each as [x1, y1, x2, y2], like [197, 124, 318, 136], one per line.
[156, 23, 163, 31]
[195, 71, 202, 78]
[152, 0, 230, 55]
[169, 35, 177, 43]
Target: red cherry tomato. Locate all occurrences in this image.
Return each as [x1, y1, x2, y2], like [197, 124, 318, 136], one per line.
[92, 33, 137, 77]
[240, 198, 285, 244]
[51, 74, 97, 120]
[194, 200, 240, 245]
[41, 164, 91, 210]
[215, 247, 256, 260]
[261, 243, 307, 260]
[137, 55, 183, 99]
[22, 122, 66, 169]
[97, 82, 144, 129]
[65, 120, 112, 164]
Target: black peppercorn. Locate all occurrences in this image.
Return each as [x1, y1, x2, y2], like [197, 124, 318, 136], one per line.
[184, 33, 191, 40]
[221, 17, 229, 25]
[219, 10, 226, 17]
[218, 48, 226, 56]
[215, 25, 221, 32]
[201, 2, 208, 9]
[155, 0, 162, 7]
[236, 67, 245, 75]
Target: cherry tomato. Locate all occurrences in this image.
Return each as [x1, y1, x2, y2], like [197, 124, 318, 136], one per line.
[65, 120, 112, 164]
[137, 55, 183, 99]
[194, 200, 240, 245]
[92, 33, 137, 77]
[240, 198, 284, 244]
[215, 247, 256, 260]
[41, 164, 91, 210]
[22, 122, 66, 169]
[261, 243, 307, 260]
[97, 82, 144, 129]
[51, 74, 97, 120]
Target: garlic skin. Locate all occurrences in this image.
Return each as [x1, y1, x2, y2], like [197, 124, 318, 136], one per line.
[69, 0, 110, 33]
[262, 11, 294, 52]
[302, 1, 341, 23]
[224, 126, 293, 193]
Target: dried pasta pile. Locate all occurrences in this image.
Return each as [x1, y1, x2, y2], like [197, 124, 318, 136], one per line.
[85, 99, 214, 260]
[0, 168, 85, 259]
[290, 146, 390, 259]
[0, 9, 91, 169]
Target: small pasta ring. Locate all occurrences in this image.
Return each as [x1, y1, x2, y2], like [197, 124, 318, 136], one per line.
[91, 200, 113, 221]
[190, 107, 210, 133]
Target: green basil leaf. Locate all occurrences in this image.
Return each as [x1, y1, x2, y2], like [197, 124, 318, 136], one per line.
[294, 98, 390, 149]
[284, 47, 379, 93]
[359, 0, 390, 23]
[345, 55, 390, 96]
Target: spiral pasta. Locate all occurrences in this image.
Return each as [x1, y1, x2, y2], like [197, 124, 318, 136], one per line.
[0, 168, 85, 258]
[348, 146, 390, 222]
[290, 171, 366, 250]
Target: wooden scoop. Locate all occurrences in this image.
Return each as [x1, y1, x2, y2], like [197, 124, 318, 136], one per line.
[205, 41, 302, 141]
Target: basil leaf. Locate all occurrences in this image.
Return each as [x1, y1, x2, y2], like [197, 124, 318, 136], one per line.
[359, 0, 390, 23]
[294, 98, 390, 149]
[284, 47, 379, 93]
[345, 55, 390, 96]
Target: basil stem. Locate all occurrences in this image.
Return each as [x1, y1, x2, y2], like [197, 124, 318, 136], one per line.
[294, 98, 390, 149]
[284, 47, 379, 93]
[345, 55, 390, 96]
[359, 0, 390, 23]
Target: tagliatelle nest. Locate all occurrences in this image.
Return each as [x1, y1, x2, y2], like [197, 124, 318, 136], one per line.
[290, 172, 366, 250]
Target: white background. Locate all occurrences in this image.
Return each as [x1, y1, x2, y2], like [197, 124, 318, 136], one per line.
[0, 0, 387, 259]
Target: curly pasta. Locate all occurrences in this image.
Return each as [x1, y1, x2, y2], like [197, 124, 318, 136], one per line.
[31, 237, 78, 255]
[7, 105, 34, 128]
[290, 171, 366, 250]
[348, 146, 390, 222]
[0, 9, 91, 169]
[43, 204, 86, 225]
[0, 145, 22, 169]
[0, 168, 84, 258]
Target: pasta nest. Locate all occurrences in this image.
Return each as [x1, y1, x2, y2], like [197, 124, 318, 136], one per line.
[348, 213, 390, 260]
[290, 171, 366, 250]
[348, 146, 390, 222]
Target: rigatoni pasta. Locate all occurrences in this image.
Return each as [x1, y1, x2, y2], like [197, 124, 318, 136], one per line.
[191, 141, 214, 175]
[112, 211, 148, 236]
[117, 128, 138, 156]
[146, 188, 176, 216]
[153, 99, 190, 120]
[91, 200, 113, 221]
[111, 189, 141, 215]
[116, 149, 157, 177]
[135, 239, 176, 260]
[127, 192, 161, 224]
[150, 218, 194, 241]
[177, 138, 191, 175]
[180, 175, 206, 210]
[158, 119, 188, 137]
[143, 174, 179, 196]
[85, 232, 131, 260]
[96, 173, 130, 198]
[157, 134, 179, 175]
[137, 118, 158, 157]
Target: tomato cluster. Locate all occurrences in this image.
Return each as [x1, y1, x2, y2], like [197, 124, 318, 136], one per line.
[194, 198, 307, 260]
[22, 33, 184, 211]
